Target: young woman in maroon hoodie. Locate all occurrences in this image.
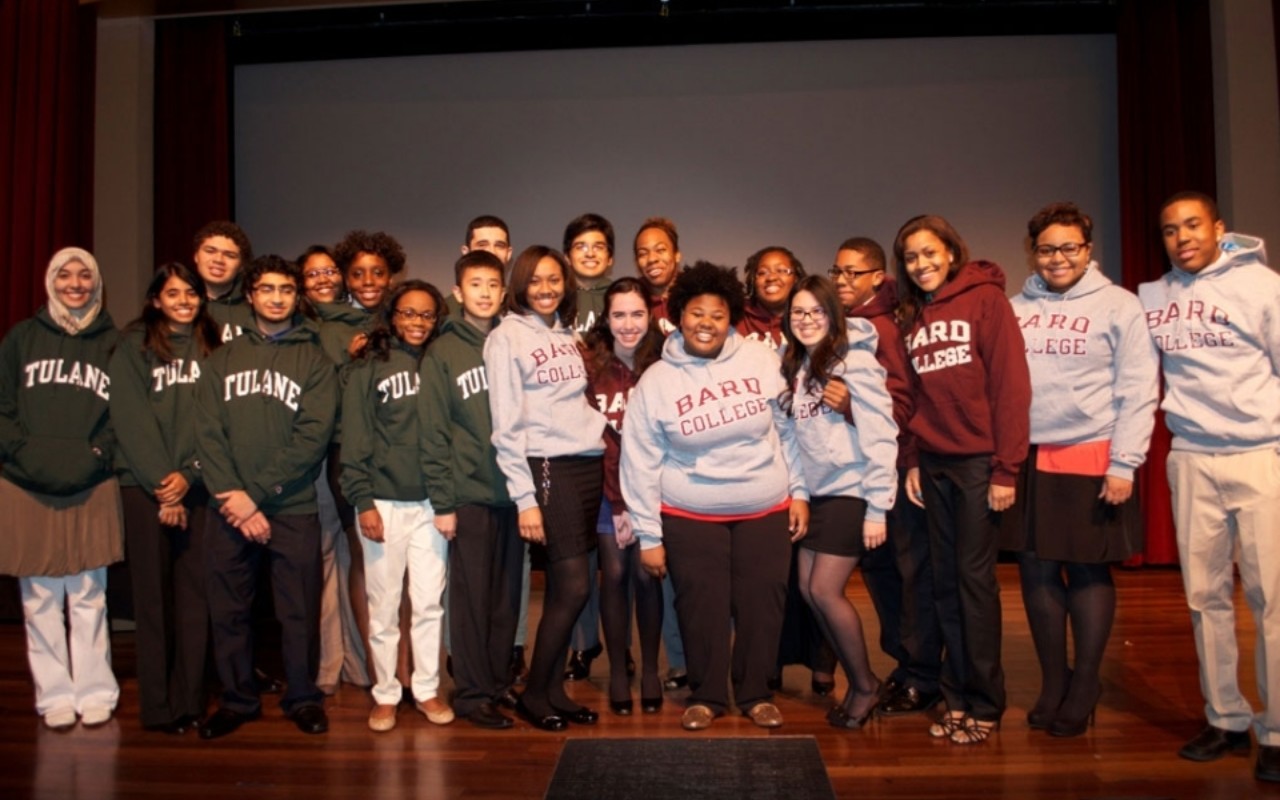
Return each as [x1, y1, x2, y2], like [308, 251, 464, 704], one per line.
[895, 215, 1031, 744]
[581, 277, 667, 715]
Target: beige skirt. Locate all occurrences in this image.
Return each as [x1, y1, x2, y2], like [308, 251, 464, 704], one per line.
[0, 475, 125, 577]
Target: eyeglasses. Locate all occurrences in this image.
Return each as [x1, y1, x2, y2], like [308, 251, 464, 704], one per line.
[756, 267, 795, 279]
[1034, 242, 1087, 259]
[571, 242, 609, 255]
[253, 284, 297, 297]
[395, 308, 438, 323]
[789, 307, 827, 323]
[828, 266, 883, 281]
[304, 268, 339, 280]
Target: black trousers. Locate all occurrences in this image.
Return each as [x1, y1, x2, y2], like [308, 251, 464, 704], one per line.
[205, 509, 323, 715]
[122, 486, 210, 726]
[663, 510, 791, 715]
[919, 452, 1006, 721]
[448, 503, 523, 716]
[859, 468, 942, 695]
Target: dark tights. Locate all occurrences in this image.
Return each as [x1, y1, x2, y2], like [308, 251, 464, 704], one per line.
[599, 539, 663, 703]
[523, 553, 591, 717]
[1017, 552, 1115, 721]
[798, 548, 879, 718]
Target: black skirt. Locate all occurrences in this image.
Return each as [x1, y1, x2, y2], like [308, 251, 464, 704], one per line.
[527, 455, 602, 563]
[800, 495, 868, 558]
[999, 446, 1142, 563]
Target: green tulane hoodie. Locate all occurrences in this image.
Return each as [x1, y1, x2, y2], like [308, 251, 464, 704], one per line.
[108, 327, 204, 491]
[0, 307, 118, 495]
[318, 302, 376, 366]
[339, 339, 427, 512]
[418, 317, 511, 514]
[194, 315, 336, 516]
[205, 276, 256, 344]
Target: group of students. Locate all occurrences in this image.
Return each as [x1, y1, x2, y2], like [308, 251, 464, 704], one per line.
[1, 192, 1277, 781]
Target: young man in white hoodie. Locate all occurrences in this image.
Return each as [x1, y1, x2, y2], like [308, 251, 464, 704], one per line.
[1139, 191, 1280, 783]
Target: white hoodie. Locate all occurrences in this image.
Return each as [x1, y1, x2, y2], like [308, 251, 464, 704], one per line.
[1138, 233, 1280, 452]
[1011, 263, 1159, 479]
[621, 329, 807, 549]
[790, 320, 898, 520]
[484, 311, 606, 512]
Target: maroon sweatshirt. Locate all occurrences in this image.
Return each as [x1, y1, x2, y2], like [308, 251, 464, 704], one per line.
[847, 276, 915, 468]
[587, 353, 640, 510]
[903, 261, 1030, 486]
[736, 300, 786, 350]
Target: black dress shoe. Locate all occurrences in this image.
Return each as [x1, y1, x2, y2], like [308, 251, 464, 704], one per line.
[663, 670, 688, 691]
[552, 704, 599, 725]
[465, 702, 514, 730]
[610, 699, 634, 716]
[641, 695, 663, 714]
[564, 643, 603, 681]
[812, 676, 836, 697]
[1178, 724, 1251, 761]
[254, 666, 285, 695]
[514, 697, 567, 732]
[199, 708, 260, 740]
[144, 715, 199, 736]
[496, 689, 520, 710]
[1257, 745, 1280, 782]
[877, 685, 940, 716]
[290, 705, 329, 735]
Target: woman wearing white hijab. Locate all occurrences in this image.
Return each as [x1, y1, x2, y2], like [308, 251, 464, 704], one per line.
[0, 247, 124, 730]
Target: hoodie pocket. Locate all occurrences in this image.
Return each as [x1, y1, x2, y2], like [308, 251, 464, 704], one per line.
[12, 434, 109, 495]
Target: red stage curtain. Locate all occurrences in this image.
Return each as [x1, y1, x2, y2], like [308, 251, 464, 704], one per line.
[1116, 0, 1217, 565]
[154, 16, 232, 268]
[0, 0, 96, 338]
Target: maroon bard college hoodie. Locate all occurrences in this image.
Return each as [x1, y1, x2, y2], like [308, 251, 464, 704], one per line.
[903, 261, 1031, 487]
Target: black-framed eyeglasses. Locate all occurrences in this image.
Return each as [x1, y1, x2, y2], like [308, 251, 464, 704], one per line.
[789, 307, 827, 322]
[1033, 242, 1087, 259]
[828, 266, 883, 281]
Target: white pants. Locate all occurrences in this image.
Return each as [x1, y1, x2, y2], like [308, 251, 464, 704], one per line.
[358, 498, 448, 706]
[20, 567, 120, 716]
[1169, 447, 1280, 745]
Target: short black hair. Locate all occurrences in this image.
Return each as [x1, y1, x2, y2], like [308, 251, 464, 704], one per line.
[1027, 202, 1093, 244]
[454, 250, 506, 286]
[667, 260, 746, 327]
[563, 213, 615, 256]
[193, 220, 253, 263]
[243, 254, 301, 293]
[465, 215, 510, 246]
[334, 230, 407, 275]
[1159, 190, 1220, 223]
[836, 237, 887, 272]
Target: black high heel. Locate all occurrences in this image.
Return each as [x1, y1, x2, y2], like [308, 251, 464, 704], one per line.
[812, 674, 836, 697]
[609, 699, 633, 716]
[1048, 684, 1100, 738]
[514, 697, 567, 732]
[641, 695, 663, 714]
[1027, 669, 1071, 730]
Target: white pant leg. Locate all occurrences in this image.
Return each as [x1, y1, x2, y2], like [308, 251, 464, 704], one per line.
[20, 575, 74, 715]
[1168, 450, 1253, 732]
[65, 567, 120, 712]
[1223, 448, 1280, 745]
[359, 499, 410, 706]
[405, 499, 448, 702]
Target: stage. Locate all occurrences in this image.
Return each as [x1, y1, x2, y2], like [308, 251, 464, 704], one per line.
[0, 565, 1272, 799]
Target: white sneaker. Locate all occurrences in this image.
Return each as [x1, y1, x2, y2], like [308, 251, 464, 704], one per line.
[43, 707, 78, 731]
[80, 705, 113, 727]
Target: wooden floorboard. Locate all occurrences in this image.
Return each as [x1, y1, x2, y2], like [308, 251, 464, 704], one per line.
[0, 565, 1275, 799]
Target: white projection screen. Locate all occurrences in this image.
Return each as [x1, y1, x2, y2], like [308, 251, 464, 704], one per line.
[234, 34, 1119, 291]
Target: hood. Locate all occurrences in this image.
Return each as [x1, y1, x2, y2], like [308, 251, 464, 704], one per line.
[848, 275, 900, 321]
[208, 273, 245, 305]
[242, 314, 321, 345]
[314, 300, 370, 325]
[742, 299, 782, 328]
[501, 308, 572, 336]
[436, 315, 488, 348]
[1169, 232, 1268, 282]
[1020, 260, 1113, 301]
[929, 260, 1007, 303]
[662, 325, 746, 368]
[44, 247, 104, 334]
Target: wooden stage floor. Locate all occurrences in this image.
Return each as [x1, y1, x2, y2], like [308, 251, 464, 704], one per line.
[0, 565, 1275, 799]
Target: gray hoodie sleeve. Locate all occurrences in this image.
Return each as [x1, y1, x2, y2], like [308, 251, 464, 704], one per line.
[841, 330, 899, 519]
[620, 372, 666, 549]
[1106, 294, 1159, 480]
[485, 322, 538, 512]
